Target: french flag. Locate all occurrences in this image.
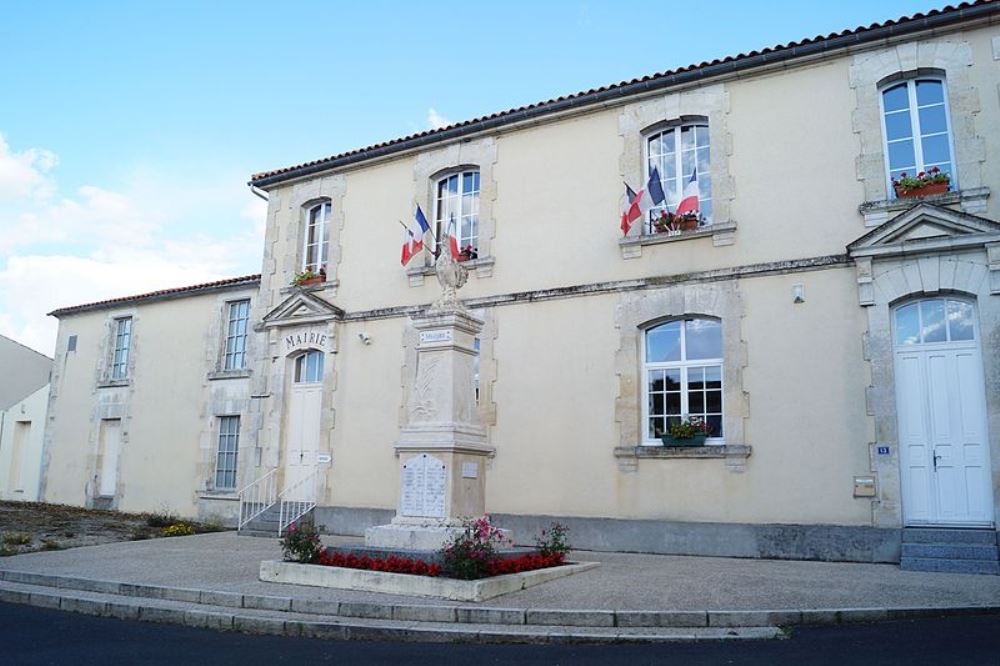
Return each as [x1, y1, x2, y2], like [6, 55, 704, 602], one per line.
[414, 204, 431, 234]
[676, 171, 700, 217]
[620, 165, 666, 236]
[446, 216, 460, 258]
[400, 224, 423, 266]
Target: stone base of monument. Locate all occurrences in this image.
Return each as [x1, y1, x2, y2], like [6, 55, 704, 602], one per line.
[259, 559, 600, 602]
[365, 520, 513, 552]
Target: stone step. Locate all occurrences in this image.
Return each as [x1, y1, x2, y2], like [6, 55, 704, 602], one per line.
[901, 543, 1000, 561]
[900, 557, 1000, 576]
[902, 528, 998, 545]
[0, 580, 782, 643]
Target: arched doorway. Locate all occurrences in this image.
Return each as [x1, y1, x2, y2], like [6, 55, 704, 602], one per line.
[893, 296, 993, 526]
[283, 350, 324, 491]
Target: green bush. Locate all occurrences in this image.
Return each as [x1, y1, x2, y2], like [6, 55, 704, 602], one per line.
[145, 511, 178, 528]
[280, 523, 322, 563]
[441, 516, 510, 580]
[2, 532, 31, 546]
[161, 523, 196, 537]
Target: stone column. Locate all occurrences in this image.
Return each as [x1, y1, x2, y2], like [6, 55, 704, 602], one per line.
[366, 253, 507, 551]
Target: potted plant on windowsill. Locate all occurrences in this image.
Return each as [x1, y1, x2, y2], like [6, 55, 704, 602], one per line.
[659, 417, 712, 447]
[293, 268, 326, 287]
[652, 210, 700, 234]
[457, 245, 478, 262]
[892, 167, 950, 198]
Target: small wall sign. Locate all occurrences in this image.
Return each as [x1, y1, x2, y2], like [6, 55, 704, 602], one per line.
[316, 453, 332, 464]
[877, 446, 890, 456]
[461, 462, 478, 479]
[419, 329, 453, 344]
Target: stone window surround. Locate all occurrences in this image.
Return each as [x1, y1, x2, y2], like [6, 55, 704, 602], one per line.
[617, 85, 737, 258]
[205, 412, 244, 495]
[207, 295, 255, 380]
[269, 174, 346, 299]
[96, 309, 138, 388]
[850, 40, 989, 226]
[408, 137, 498, 286]
[613, 283, 750, 473]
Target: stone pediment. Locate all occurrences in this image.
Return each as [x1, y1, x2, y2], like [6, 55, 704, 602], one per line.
[848, 203, 1000, 258]
[261, 290, 344, 328]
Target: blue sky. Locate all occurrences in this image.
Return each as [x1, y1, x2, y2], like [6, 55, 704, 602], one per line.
[1, 0, 938, 354]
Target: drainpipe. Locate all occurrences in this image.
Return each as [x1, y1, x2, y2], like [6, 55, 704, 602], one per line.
[249, 184, 268, 202]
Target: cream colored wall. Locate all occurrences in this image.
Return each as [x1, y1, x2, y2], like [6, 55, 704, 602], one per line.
[43, 288, 256, 518]
[0, 336, 51, 410]
[969, 28, 1000, 222]
[0, 384, 49, 501]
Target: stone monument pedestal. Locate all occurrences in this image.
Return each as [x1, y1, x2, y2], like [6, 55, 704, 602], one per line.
[365, 255, 510, 552]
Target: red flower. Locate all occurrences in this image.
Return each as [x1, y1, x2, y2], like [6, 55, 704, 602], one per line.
[917, 171, 925, 178]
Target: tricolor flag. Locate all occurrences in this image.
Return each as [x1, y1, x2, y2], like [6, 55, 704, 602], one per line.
[676, 170, 700, 217]
[414, 204, 431, 234]
[619, 165, 666, 236]
[446, 216, 460, 259]
[400, 222, 424, 266]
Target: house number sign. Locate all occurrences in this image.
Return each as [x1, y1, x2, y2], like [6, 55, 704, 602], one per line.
[400, 453, 447, 518]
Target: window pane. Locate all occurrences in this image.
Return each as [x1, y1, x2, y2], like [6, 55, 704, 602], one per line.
[684, 319, 722, 360]
[883, 111, 912, 141]
[917, 105, 947, 135]
[689, 391, 704, 413]
[646, 322, 681, 362]
[915, 80, 944, 106]
[706, 390, 722, 413]
[680, 126, 695, 150]
[946, 300, 975, 341]
[704, 365, 722, 389]
[681, 149, 695, 177]
[664, 390, 681, 414]
[697, 147, 710, 174]
[887, 139, 915, 171]
[920, 299, 947, 343]
[920, 134, 951, 166]
[705, 415, 723, 438]
[650, 392, 664, 416]
[882, 84, 909, 113]
[895, 303, 920, 345]
[688, 366, 705, 390]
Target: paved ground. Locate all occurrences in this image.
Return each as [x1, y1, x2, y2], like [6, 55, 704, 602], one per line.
[2, 532, 999, 611]
[4, 601, 1000, 665]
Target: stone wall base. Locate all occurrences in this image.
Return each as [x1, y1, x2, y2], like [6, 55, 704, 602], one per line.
[313, 506, 902, 564]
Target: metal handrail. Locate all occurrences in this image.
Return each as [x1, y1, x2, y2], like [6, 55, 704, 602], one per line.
[237, 468, 278, 531]
[278, 468, 320, 536]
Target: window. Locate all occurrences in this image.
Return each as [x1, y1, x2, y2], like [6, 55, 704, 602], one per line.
[110, 317, 132, 380]
[645, 124, 712, 231]
[223, 300, 250, 370]
[303, 202, 331, 273]
[880, 78, 955, 194]
[434, 170, 479, 256]
[294, 350, 324, 383]
[894, 298, 975, 346]
[215, 416, 240, 490]
[643, 318, 723, 443]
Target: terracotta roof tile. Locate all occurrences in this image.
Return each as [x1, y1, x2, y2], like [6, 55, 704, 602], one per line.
[48, 274, 261, 317]
[250, 1, 997, 187]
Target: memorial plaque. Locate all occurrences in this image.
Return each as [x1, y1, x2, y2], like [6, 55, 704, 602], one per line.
[419, 329, 453, 344]
[400, 453, 447, 518]
[461, 462, 478, 479]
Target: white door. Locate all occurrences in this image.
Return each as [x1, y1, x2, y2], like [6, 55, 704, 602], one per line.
[894, 298, 993, 526]
[283, 350, 324, 498]
[7, 421, 30, 493]
[98, 419, 122, 498]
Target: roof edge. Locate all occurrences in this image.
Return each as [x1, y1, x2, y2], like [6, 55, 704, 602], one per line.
[48, 274, 261, 318]
[250, 1, 999, 188]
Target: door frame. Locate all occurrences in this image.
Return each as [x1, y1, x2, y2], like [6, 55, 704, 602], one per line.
[891, 295, 994, 527]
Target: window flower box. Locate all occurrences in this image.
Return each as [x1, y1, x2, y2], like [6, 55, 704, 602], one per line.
[293, 268, 326, 286]
[892, 168, 950, 199]
[653, 211, 700, 234]
[660, 433, 708, 447]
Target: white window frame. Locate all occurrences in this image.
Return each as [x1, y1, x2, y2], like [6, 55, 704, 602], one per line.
[643, 123, 712, 232]
[110, 317, 132, 380]
[878, 77, 958, 196]
[641, 318, 725, 446]
[302, 201, 331, 273]
[223, 299, 250, 370]
[433, 170, 480, 256]
[293, 350, 324, 384]
[214, 415, 240, 490]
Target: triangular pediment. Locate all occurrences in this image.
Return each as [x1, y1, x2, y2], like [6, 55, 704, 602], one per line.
[848, 203, 1000, 258]
[261, 290, 344, 328]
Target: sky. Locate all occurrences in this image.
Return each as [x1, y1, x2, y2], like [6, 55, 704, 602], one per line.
[1, 0, 940, 355]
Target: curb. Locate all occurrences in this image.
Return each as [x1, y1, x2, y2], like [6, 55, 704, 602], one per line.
[2, 568, 999, 632]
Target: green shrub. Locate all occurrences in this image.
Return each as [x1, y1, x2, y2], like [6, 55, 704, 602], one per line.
[2, 532, 32, 546]
[441, 516, 510, 580]
[145, 511, 178, 528]
[41, 540, 64, 551]
[534, 522, 571, 564]
[280, 523, 322, 563]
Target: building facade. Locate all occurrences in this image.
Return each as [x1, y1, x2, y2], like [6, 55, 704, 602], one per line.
[43, 3, 1000, 563]
[0, 335, 51, 502]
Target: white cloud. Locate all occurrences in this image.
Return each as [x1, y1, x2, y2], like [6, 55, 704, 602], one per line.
[0, 134, 266, 356]
[427, 108, 453, 130]
[0, 133, 58, 201]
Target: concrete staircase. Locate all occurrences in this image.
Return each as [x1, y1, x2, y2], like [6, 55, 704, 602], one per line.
[238, 504, 314, 538]
[900, 528, 999, 576]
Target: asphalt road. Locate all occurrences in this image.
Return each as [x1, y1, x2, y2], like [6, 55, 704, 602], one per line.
[3, 602, 1000, 665]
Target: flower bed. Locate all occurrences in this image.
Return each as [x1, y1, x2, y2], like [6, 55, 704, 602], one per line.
[317, 550, 442, 577]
